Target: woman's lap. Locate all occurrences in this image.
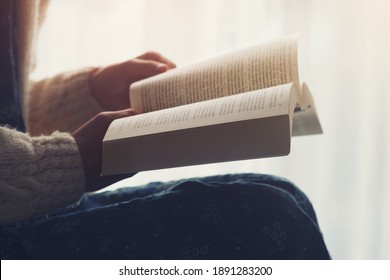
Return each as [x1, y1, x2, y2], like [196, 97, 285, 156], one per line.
[0, 173, 330, 259]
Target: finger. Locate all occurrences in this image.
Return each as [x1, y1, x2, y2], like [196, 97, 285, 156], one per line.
[137, 51, 177, 69]
[99, 108, 139, 124]
[127, 59, 171, 78]
[72, 109, 138, 150]
[108, 108, 139, 119]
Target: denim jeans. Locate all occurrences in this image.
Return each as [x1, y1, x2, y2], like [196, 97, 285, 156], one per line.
[0, 173, 330, 259]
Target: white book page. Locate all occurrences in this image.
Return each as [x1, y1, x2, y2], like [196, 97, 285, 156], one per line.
[130, 35, 299, 112]
[105, 84, 293, 141]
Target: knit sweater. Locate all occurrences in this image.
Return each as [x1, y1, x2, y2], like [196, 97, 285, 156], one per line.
[0, 0, 102, 224]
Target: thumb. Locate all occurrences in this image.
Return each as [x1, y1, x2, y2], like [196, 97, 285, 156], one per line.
[73, 109, 138, 144]
[97, 108, 139, 140]
[103, 108, 139, 123]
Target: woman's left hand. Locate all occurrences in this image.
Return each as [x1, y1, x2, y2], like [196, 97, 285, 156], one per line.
[89, 51, 176, 111]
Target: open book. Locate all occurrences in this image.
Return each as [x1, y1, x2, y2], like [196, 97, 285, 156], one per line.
[102, 35, 322, 176]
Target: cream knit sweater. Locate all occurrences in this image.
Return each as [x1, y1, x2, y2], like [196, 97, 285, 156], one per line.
[0, 0, 103, 224]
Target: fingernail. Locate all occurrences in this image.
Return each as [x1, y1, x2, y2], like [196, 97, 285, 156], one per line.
[157, 63, 168, 71]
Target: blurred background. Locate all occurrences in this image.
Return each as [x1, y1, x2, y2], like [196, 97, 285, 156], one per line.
[31, 0, 390, 259]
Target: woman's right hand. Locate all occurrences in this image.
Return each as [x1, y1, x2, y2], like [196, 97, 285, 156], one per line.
[72, 109, 138, 192]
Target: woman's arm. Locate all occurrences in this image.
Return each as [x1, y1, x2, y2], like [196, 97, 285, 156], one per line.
[0, 108, 136, 225]
[0, 126, 85, 224]
[25, 68, 103, 135]
[24, 52, 175, 136]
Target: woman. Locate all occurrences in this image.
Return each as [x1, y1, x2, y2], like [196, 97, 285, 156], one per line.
[0, 0, 330, 259]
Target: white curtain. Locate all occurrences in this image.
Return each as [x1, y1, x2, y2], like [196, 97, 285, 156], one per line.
[32, 0, 390, 259]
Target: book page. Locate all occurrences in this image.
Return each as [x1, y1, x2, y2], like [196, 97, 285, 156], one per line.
[105, 83, 293, 141]
[130, 35, 299, 112]
[292, 83, 323, 136]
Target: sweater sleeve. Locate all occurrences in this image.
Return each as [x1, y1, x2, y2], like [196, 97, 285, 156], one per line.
[0, 126, 85, 225]
[24, 67, 103, 135]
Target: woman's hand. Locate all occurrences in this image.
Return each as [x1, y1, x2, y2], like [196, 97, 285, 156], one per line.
[72, 109, 138, 192]
[89, 52, 176, 111]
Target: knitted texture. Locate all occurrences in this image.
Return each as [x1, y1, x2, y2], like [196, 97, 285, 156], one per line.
[0, 126, 85, 224]
[16, 0, 102, 135]
[0, 1, 103, 225]
[25, 68, 103, 135]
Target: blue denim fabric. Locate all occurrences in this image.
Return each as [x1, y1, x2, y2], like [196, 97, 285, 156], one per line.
[0, 174, 330, 259]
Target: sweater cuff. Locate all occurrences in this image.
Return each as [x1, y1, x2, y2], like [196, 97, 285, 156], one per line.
[61, 67, 103, 128]
[26, 67, 104, 135]
[30, 131, 86, 202]
[0, 127, 85, 224]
